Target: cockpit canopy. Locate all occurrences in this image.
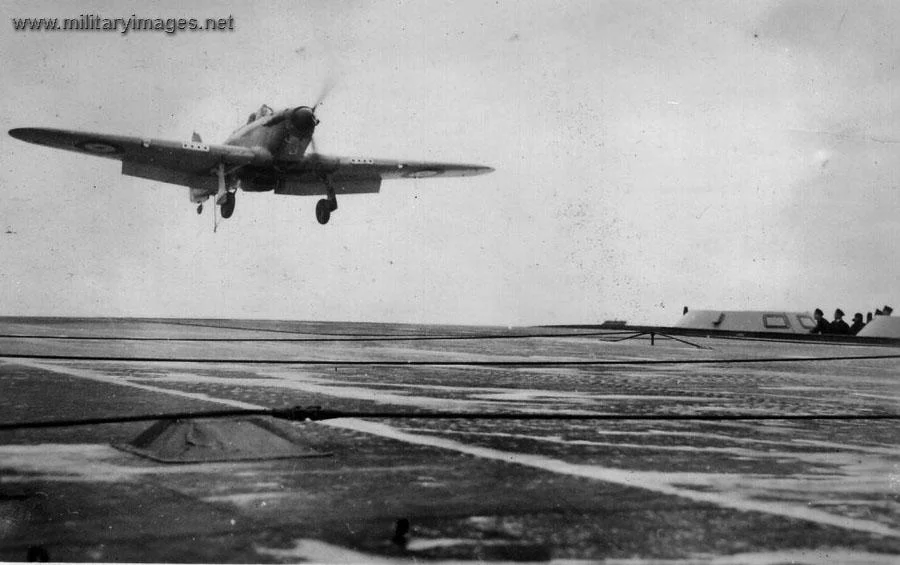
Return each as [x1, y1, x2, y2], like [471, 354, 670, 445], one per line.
[247, 104, 274, 124]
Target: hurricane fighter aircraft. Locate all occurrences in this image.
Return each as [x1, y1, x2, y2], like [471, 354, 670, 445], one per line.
[9, 103, 493, 225]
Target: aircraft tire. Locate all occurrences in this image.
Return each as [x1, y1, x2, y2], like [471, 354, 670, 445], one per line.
[316, 199, 331, 225]
[221, 193, 236, 219]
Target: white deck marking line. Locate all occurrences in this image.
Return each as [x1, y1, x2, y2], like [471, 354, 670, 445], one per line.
[0, 444, 272, 482]
[253, 540, 900, 565]
[4, 359, 260, 410]
[852, 392, 900, 401]
[328, 419, 899, 538]
[588, 429, 899, 456]
[397, 427, 900, 462]
[7, 359, 898, 538]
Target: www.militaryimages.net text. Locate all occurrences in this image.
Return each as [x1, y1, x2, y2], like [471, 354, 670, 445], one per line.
[12, 14, 234, 34]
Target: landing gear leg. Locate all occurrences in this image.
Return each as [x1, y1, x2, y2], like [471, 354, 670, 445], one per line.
[196, 203, 203, 215]
[315, 176, 338, 225]
[213, 163, 238, 220]
[215, 162, 227, 206]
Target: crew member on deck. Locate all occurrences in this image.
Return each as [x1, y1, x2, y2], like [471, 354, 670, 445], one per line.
[831, 309, 850, 335]
[849, 313, 865, 335]
[811, 308, 830, 334]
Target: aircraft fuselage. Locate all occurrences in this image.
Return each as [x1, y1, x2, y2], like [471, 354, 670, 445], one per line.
[224, 106, 318, 162]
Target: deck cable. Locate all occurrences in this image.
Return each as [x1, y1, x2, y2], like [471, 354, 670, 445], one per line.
[2, 406, 899, 431]
[0, 330, 630, 343]
[148, 319, 633, 339]
[2, 352, 900, 365]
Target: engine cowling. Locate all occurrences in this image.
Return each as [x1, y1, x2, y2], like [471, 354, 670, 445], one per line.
[290, 106, 318, 135]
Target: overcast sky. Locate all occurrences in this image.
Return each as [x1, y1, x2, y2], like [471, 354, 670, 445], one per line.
[1, 0, 898, 326]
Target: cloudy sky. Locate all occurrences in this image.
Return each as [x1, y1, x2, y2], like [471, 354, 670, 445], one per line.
[1, 0, 898, 326]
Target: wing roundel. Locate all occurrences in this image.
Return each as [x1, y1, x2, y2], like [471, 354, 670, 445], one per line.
[9, 127, 267, 188]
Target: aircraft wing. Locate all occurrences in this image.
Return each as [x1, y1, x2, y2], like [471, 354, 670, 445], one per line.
[274, 155, 493, 181]
[270, 156, 493, 196]
[325, 157, 494, 180]
[9, 128, 492, 191]
[8, 127, 269, 188]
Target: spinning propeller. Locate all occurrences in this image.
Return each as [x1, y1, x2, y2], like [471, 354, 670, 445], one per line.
[306, 78, 336, 155]
[263, 79, 336, 155]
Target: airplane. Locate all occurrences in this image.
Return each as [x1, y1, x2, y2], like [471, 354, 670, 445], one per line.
[8, 103, 493, 225]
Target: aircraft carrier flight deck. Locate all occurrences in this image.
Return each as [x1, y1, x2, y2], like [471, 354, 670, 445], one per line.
[0, 317, 897, 563]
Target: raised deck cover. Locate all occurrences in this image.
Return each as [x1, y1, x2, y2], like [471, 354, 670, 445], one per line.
[116, 417, 328, 463]
[857, 315, 900, 338]
[675, 310, 816, 334]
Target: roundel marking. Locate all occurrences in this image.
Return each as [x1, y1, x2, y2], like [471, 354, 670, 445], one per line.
[75, 139, 122, 155]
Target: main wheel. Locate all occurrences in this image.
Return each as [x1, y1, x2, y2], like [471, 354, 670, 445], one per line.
[221, 192, 236, 219]
[315, 199, 331, 224]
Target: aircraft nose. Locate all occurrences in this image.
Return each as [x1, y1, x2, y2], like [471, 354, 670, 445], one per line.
[290, 107, 318, 135]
